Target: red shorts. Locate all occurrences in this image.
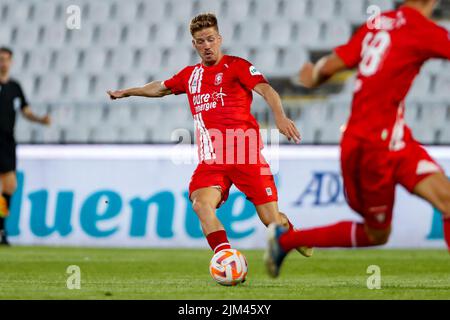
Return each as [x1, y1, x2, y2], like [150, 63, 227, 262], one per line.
[341, 134, 443, 230]
[188, 155, 278, 207]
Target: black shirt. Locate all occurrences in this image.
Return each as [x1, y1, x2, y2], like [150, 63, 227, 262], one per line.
[0, 78, 28, 138]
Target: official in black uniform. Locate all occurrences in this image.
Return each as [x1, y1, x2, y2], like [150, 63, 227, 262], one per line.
[0, 47, 51, 245]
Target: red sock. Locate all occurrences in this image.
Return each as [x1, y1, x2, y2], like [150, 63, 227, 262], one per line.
[444, 218, 450, 251]
[279, 221, 375, 251]
[206, 230, 231, 253]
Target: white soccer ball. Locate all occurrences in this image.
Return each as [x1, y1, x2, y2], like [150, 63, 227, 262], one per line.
[209, 248, 248, 286]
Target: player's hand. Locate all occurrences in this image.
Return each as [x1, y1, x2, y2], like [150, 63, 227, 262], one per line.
[299, 62, 315, 88]
[41, 114, 51, 126]
[275, 115, 301, 144]
[107, 90, 127, 100]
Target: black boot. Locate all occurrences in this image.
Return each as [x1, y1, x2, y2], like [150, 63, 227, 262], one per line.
[0, 229, 10, 246]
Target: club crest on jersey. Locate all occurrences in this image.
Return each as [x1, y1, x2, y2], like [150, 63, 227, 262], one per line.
[249, 65, 262, 76]
[214, 73, 223, 86]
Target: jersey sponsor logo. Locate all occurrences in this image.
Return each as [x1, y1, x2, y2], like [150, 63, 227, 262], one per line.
[193, 88, 227, 113]
[249, 66, 262, 76]
[214, 73, 223, 86]
[188, 66, 204, 94]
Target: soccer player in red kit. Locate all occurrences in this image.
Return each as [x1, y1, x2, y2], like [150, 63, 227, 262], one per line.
[266, 0, 450, 277]
[107, 13, 312, 257]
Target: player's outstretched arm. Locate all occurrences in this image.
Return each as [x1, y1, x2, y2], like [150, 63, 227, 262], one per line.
[299, 53, 347, 89]
[254, 83, 301, 144]
[21, 106, 51, 126]
[107, 81, 172, 100]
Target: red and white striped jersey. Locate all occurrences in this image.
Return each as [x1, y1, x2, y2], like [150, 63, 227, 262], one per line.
[335, 5, 450, 150]
[164, 55, 268, 163]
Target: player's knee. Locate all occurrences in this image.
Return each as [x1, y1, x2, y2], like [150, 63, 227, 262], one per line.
[2, 180, 17, 195]
[192, 198, 214, 216]
[366, 228, 391, 245]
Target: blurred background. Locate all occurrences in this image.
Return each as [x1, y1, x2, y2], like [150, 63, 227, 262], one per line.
[1, 0, 449, 146]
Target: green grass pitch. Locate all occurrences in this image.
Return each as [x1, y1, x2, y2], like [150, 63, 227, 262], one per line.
[0, 246, 449, 299]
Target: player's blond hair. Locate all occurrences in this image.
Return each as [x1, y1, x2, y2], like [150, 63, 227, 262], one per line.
[189, 13, 219, 36]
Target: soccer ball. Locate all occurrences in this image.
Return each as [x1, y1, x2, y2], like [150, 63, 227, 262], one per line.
[209, 248, 248, 286]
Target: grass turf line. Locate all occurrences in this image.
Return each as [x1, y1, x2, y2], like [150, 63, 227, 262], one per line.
[0, 246, 448, 299]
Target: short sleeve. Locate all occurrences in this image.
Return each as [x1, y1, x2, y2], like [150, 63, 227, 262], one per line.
[163, 68, 188, 95]
[234, 58, 268, 90]
[334, 24, 369, 68]
[17, 83, 28, 110]
[421, 25, 450, 60]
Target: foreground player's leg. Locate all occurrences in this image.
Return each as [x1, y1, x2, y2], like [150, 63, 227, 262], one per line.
[413, 172, 450, 250]
[255, 202, 313, 257]
[0, 171, 17, 246]
[191, 187, 231, 253]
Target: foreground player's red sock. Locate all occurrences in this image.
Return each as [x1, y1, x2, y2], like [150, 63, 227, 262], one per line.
[443, 218, 450, 251]
[279, 221, 375, 252]
[206, 230, 231, 253]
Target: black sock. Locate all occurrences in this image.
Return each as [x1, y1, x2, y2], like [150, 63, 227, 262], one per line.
[0, 217, 4, 231]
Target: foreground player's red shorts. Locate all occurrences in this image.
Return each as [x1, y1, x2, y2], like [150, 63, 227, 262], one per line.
[341, 134, 443, 230]
[189, 154, 278, 207]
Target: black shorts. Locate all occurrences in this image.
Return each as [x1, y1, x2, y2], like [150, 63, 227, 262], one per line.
[0, 134, 16, 174]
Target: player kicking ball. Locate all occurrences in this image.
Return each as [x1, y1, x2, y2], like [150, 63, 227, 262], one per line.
[108, 13, 312, 257]
[266, 0, 450, 277]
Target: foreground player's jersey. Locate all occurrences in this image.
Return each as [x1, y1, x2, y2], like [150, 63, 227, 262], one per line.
[335, 6, 450, 150]
[164, 55, 267, 162]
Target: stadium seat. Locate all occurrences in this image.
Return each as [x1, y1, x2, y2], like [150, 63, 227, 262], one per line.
[66, 23, 95, 48]
[283, 0, 308, 21]
[13, 24, 40, 49]
[54, 48, 80, 74]
[294, 19, 322, 47]
[117, 124, 150, 143]
[407, 74, 431, 100]
[41, 23, 67, 49]
[111, 0, 139, 22]
[91, 124, 122, 143]
[266, 21, 294, 47]
[252, 0, 282, 20]
[253, 47, 279, 77]
[2, 1, 30, 24]
[311, 0, 337, 20]
[63, 124, 91, 143]
[34, 125, 63, 144]
[152, 23, 180, 47]
[138, 0, 167, 22]
[167, 0, 195, 23]
[223, 0, 251, 22]
[322, 20, 352, 48]
[276, 46, 309, 77]
[23, 49, 53, 75]
[49, 105, 77, 127]
[83, 1, 112, 23]
[91, 73, 120, 100]
[76, 105, 106, 126]
[137, 48, 164, 76]
[14, 116, 32, 143]
[365, 0, 394, 11]
[80, 48, 107, 73]
[433, 74, 450, 100]
[235, 20, 265, 46]
[110, 48, 136, 73]
[95, 23, 125, 48]
[29, 1, 59, 23]
[0, 25, 13, 45]
[35, 74, 63, 102]
[123, 23, 152, 48]
[196, 0, 224, 17]
[105, 103, 134, 126]
[339, 0, 366, 24]
[64, 74, 91, 101]
[165, 47, 194, 74]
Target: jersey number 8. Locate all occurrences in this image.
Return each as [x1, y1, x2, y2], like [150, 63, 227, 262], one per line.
[359, 31, 391, 77]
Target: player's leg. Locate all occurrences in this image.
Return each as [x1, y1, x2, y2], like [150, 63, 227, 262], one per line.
[0, 171, 17, 245]
[394, 141, 450, 250]
[191, 187, 232, 253]
[413, 173, 450, 249]
[189, 163, 234, 253]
